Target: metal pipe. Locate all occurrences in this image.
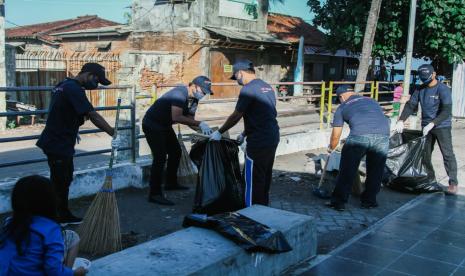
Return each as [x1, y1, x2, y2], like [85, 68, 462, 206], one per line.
[0, 85, 131, 92]
[327, 81, 334, 127]
[0, 126, 133, 143]
[0, 147, 132, 168]
[130, 86, 137, 163]
[319, 82, 326, 130]
[401, 0, 418, 107]
[0, 106, 133, 117]
[156, 81, 324, 88]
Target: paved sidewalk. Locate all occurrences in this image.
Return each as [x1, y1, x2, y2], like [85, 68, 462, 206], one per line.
[300, 191, 465, 276]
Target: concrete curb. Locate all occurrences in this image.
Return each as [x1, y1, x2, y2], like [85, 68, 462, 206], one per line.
[0, 162, 142, 214]
[0, 129, 339, 214]
[90, 205, 317, 275]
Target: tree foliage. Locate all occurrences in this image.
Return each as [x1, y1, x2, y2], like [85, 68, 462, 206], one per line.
[307, 0, 465, 65]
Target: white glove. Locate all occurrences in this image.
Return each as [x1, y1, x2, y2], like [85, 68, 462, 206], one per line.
[111, 135, 121, 149]
[199, 121, 212, 135]
[423, 122, 435, 136]
[240, 141, 247, 152]
[395, 121, 404, 133]
[209, 130, 222, 141]
[237, 133, 245, 144]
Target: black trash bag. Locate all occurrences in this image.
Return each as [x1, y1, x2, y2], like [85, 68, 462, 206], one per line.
[383, 130, 442, 193]
[183, 212, 292, 253]
[189, 138, 244, 215]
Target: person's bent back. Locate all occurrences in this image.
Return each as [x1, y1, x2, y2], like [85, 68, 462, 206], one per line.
[327, 88, 390, 211]
[0, 176, 86, 276]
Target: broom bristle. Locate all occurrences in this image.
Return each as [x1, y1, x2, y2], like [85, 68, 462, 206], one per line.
[77, 175, 122, 256]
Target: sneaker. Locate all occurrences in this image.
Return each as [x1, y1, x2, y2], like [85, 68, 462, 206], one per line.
[361, 202, 379, 209]
[58, 213, 83, 226]
[325, 201, 345, 211]
[148, 195, 175, 206]
[165, 184, 189, 191]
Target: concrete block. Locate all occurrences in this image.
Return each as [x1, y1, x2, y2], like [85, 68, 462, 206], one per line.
[90, 205, 317, 276]
[0, 162, 142, 214]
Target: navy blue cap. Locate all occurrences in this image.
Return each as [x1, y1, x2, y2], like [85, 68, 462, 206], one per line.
[192, 75, 213, 95]
[335, 84, 353, 97]
[418, 64, 434, 80]
[230, 59, 254, 80]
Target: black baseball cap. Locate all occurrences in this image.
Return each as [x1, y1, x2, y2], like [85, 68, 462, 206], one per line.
[80, 63, 112, 85]
[192, 76, 213, 95]
[418, 64, 435, 80]
[230, 59, 254, 80]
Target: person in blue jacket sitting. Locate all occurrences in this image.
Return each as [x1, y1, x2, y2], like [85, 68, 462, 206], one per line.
[0, 175, 86, 276]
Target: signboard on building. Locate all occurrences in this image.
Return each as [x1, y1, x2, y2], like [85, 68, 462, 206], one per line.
[218, 0, 258, 21]
[224, 64, 233, 73]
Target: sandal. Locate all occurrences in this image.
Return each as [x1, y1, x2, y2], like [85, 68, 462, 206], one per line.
[444, 185, 458, 196]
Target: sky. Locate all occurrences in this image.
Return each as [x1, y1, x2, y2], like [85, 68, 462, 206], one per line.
[5, 0, 314, 28]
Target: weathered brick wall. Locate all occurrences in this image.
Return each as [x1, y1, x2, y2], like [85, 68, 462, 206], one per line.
[131, 31, 205, 85]
[60, 37, 131, 55]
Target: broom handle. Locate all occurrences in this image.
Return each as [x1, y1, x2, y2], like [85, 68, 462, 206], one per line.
[108, 98, 122, 170]
[318, 151, 332, 188]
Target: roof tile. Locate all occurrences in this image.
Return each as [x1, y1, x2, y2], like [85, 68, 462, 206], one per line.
[6, 15, 119, 43]
[267, 13, 325, 46]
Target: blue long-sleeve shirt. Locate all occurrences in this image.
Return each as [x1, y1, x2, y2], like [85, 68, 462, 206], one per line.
[0, 216, 73, 276]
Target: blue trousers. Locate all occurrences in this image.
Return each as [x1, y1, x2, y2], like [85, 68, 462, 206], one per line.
[331, 134, 389, 205]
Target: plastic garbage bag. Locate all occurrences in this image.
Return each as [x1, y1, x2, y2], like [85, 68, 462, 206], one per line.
[183, 212, 292, 253]
[383, 130, 442, 193]
[189, 138, 244, 215]
[177, 127, 198, 186]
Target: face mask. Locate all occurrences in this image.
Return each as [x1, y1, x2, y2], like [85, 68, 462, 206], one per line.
[236, 73, 244, 86]
[420, 74, 433, 85]
[193, 89, 205, 100]
[83, 75, 99, 90]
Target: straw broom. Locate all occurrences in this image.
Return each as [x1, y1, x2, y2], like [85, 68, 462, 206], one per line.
[77, 98, 122, 255]
[177, 124, 198, 186]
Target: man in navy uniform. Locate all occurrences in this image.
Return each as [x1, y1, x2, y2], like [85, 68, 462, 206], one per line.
[327, 87, 390, 211]
[37, 63, 120, 225]
[143, 76, 214, 205]
[210, 60, 280, 207]
[395, 64, 458, 195]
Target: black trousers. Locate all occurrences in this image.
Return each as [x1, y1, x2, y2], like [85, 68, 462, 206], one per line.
[46, 154, 74, 216]
[244, 146, 277, 206]
[143, 126, 181, 195]
[424, 127, 458, 185]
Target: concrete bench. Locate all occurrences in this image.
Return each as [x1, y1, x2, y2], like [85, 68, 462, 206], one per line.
[90, 205, 317, 276]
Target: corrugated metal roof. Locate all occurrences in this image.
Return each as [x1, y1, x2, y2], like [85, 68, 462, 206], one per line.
[304, 46, 358, 58]
[204, 26, 289, 45]
[52, 25, 131, 38]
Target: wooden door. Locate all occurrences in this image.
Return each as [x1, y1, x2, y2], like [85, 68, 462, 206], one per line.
[210, 51, 240, 98]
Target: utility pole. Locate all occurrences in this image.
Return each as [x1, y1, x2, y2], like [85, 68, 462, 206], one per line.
[0, 0, 5, 131]
[400, 0, 417, 112]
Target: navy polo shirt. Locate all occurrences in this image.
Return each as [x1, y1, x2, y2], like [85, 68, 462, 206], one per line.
[37, 78, 94, 157]
[235, 79, 280, 148]
[332, 95, 390, 136]
[143, 86, 197, 131]
[409, 82, 452, 128]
